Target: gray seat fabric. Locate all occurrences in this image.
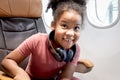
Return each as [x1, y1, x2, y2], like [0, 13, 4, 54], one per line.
[0, 17, 46, 70]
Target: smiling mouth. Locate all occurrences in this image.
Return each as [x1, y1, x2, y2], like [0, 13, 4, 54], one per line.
[63, 37, 74, 44]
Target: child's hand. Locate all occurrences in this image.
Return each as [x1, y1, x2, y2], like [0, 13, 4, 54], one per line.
[14, 72, 30, 80]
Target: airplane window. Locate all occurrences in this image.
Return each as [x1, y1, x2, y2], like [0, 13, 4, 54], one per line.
[86, 0, 119, 28]
[42, 0, 53, 29]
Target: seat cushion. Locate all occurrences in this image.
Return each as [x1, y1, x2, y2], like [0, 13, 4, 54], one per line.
[0, 17, 46, 70]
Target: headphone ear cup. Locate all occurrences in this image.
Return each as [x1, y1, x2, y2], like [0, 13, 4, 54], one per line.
[65, 49, 74, 62]
[56, 48, 74, 62]
[56, 48, 67, 62]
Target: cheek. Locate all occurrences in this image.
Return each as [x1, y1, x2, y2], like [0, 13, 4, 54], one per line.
[54, 30, 63, 39]
[55, 28, 65, 35]
[75, 33, 80, 41]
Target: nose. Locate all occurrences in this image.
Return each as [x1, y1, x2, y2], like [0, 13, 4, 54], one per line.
[66, 29, 74, 36]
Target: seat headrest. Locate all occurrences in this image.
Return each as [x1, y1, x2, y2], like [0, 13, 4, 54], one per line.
[0, 0, 42, 17]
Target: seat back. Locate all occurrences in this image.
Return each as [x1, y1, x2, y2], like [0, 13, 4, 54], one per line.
[0, 0, 46, 70]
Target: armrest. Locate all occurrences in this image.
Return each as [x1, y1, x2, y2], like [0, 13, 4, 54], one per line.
[0, 59, 94, 80]
[0, 71, 13, 80]
[75, 59, 94, 73]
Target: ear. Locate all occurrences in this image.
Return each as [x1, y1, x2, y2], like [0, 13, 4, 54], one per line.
[51, 21, 56, 30]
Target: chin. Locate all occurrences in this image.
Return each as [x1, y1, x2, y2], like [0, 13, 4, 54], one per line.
[64, 45, 73, 50]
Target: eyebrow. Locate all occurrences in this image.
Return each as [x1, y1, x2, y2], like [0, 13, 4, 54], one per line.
[61, 20, 81, 25]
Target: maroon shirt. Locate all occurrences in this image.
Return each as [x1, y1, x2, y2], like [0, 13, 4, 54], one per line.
[17, 33, 80, 78]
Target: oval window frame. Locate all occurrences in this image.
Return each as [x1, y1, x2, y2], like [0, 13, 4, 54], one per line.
[86, 0, 120, 29]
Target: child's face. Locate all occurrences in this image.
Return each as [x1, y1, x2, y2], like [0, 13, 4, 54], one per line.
[52, 10, 82, 50]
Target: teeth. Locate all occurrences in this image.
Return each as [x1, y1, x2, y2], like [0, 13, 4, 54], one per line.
[64, 36, 74, 42]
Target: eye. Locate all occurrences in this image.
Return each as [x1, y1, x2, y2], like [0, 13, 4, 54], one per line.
[61, 24, 68, 29]
[74, 26, 81, 31]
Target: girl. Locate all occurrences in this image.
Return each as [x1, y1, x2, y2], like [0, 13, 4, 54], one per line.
[1, 0, 86, 80]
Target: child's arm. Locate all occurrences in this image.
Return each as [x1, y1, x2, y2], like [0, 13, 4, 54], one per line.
[1, 49, 30, 80]
[57, 63, 76, 80]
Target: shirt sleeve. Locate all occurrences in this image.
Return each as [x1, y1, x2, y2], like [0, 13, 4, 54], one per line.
[16, 34, 38, 57]
[69, 44, 80, 66]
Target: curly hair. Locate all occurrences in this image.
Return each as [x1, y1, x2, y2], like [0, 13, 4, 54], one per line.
[46, 0, 87, 23]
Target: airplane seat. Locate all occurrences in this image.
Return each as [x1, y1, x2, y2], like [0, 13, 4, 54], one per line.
[0, 0, 46, 70]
